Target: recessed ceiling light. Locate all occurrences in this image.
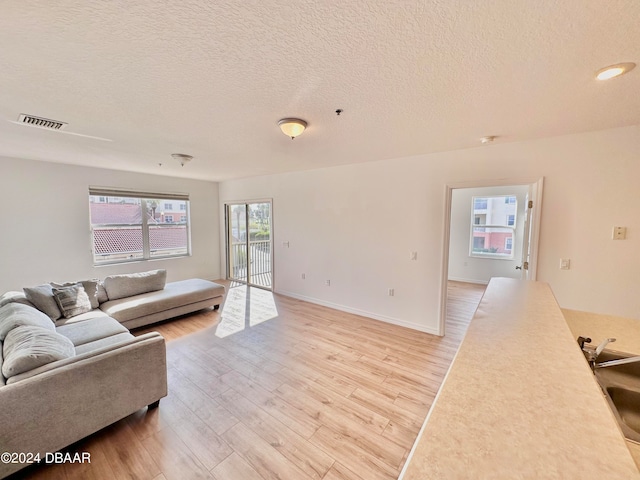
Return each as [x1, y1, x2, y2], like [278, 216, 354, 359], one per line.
[595, 62, 636, 81]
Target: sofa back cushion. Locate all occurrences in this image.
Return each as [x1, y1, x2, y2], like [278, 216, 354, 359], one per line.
[0, 303, 55, 341]
[23, 284, 62, 320]
[0, 291, 36, 310]
[2, 325, 75, 379]
[103, 269, 167, 301]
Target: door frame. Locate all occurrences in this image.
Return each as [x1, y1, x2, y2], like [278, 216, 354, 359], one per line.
[224, 198, 274, 291]
[438, 177, 544, 336]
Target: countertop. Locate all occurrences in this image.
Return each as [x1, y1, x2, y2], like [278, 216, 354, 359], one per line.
[400, 278, 640, 479]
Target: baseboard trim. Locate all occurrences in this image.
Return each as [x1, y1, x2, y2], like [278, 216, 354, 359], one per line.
[447, 277, 489, 285]
[275, 289, 440, 335]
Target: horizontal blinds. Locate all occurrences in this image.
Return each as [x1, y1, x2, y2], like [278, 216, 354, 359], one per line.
[89, 186, 189, 201]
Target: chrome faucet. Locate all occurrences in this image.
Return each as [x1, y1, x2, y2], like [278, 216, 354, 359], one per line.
[579, 336, 616, 369]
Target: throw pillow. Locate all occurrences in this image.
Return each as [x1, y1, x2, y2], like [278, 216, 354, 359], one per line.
[97, 280, 109, 304]
[103, 269, 167, 301]
[51, 284, 92, 319]
[2, 325, 75, 378]
[23, 284, 62, 321]
[51, 279, 100, 309]
[0, 303, 55, 341]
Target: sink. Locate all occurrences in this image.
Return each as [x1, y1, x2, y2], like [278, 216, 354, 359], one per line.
[592, 349, 640, 444]
[606, 387, 640, 442]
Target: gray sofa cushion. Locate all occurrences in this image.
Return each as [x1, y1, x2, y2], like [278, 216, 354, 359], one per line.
[100, 278, 224, 323]
[103, 269, 167, 301]
[0, 340, 4, 385]
[2, 325, 75, 378]
[54, 309, 110, 327]
[56, 317, 129, 347]
[74, 332, 134, 355]
[52, 284, 93, 319]
[0, 303, 55, 341]
[51, 280, 100, 309]
[0, 291, 36, 309]
[23, 284, 62, 320]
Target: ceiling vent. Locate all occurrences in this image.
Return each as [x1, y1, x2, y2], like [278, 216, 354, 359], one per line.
[17, 114, 68, 131]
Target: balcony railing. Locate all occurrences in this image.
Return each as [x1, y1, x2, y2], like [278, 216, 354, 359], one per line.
[230, 239, 271, 288]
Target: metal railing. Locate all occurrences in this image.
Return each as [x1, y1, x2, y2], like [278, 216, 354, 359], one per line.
[230, 239, 271, 288]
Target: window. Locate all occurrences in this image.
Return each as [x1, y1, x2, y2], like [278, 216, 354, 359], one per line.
[89, 188, 190, 265]
[180, 204, 187, 210]
[473, 198, 488, 210]
[470, 195, 517, 259]
[505, 237, 513, 251]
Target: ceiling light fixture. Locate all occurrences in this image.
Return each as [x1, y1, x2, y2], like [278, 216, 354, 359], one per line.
[278, 118, 307, 139]
[480, 136, 496, 144]
[171, 153, 193, 167]
[595, 62, 636, 81]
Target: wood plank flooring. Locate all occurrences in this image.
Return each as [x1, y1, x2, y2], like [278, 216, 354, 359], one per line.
[13, 281, 485, 480]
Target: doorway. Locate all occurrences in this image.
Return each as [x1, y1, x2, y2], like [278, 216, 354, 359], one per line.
[439, 178, 544, 335]
[226, 201, 273, 290]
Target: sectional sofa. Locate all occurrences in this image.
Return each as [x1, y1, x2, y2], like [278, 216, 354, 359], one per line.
[0, 269, 225, 478]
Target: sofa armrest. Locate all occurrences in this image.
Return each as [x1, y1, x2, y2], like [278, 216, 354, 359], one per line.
[0, 333, 167, 479]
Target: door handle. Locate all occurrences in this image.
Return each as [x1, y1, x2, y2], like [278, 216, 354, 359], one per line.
[515, 266, 522, 270]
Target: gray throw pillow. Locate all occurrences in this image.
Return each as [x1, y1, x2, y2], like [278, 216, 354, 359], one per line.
[51, 284, 92, 319]
[0, 303, 55, 341]
[2, 325, 75, 378]
[103, 269, 167, 301]
[97, 280, 109, 304]
[23, 284, 62, 320]
[51, 279, 100, 309]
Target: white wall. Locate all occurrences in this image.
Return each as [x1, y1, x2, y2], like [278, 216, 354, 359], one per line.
[220, 125, 640, 332]
[448, 185, 529, 284]
[0, 157, 220, 292]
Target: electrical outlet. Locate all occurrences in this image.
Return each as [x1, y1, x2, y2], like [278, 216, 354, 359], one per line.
[613, 226, 627, 240]
[388, 288, 394, 297]
[560, 258, 570, 270]
[410, 251, 418, 261]
[325, 280, 331, 286]
[301, 273, 305, 280]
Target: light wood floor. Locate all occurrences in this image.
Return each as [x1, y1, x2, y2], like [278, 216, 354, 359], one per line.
[15, 281, 486, 480]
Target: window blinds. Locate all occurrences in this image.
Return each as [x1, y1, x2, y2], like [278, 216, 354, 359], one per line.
[89, 187, 189, 201]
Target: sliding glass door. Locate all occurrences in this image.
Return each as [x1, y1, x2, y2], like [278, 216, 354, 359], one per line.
[226, 201, 272, 289]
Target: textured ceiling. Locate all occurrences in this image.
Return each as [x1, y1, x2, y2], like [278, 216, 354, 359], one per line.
[0, 1, 638, 181]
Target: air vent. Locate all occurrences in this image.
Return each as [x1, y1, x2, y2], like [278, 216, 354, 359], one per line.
[18, 114, 68, 131]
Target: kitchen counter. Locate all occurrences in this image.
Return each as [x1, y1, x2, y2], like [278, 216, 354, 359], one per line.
[400, 278, 639, 479]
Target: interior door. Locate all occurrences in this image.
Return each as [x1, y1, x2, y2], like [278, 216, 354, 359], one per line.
[226, 201, 272, 290]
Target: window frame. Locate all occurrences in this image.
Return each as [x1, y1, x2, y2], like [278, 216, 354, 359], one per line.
[89, 187, 191, 266]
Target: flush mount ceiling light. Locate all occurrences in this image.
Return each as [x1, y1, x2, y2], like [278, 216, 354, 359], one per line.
[278, 118, 307, 139]
[595, 62, 636, 81]
[171, 153, 193, 167]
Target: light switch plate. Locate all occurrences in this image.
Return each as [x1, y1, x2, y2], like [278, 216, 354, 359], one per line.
[560, 259, 570, 270]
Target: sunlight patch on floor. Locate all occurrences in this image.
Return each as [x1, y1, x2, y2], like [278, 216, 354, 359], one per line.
[215, 284, 278, 338]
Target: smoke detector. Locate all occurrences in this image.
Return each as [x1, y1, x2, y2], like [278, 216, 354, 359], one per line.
[171, 153, 193, 167]
[17, 114, 68, 131]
